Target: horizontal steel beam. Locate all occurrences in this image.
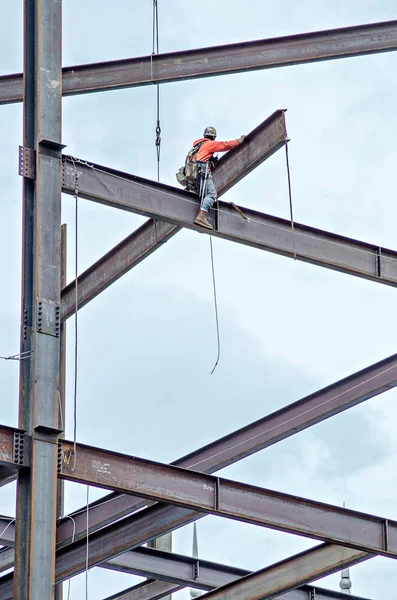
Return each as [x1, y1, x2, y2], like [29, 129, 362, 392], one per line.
[58, 439, 397, 561]
[61, 155, 397, 288]
[0, 518, 16, 547]
[102, 546, 372, 600]
[0, 548, 13, 574]
[2, 20, 397, 104]
[54, 349, 397, 552]
[104, 581, 182, 600]
[61, 111, 287, 321]
[0, 469, 16, 488]
[199, 544, 370, 600]
[0, 544, 371, 600]
[0, 426, 26, 471]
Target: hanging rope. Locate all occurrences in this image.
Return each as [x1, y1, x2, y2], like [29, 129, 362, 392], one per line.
[199, 163, 222, 374]
[0, 351, 33, 361]
[69, 156, 79, 472]
[65, 516, 76, 600]
[285, 142, 297, 260]
[209, 237, 221, 374]
[152, 0, 161, 182]
[85, 485, 90, 600]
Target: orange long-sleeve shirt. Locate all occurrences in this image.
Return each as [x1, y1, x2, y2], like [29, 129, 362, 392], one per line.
[193, 137, 240, 162]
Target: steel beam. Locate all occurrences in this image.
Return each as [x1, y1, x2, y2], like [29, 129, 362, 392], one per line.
[104, 581, 182, 600]
[60, 110, 287, 321]
[58, 438, 397, 561]
[101, 546, 372, 600]
[2, 20, 397, 104]
[0, 548, 14, 574]
[197, 544, 370, 600]
[61, 220, 179, 320]
[0, 470, 16, 488]
[14, 0, 63, 598]
[55, 349, 397, 550]
[0, 518, 16, 547]
[61, 155, 397, 288]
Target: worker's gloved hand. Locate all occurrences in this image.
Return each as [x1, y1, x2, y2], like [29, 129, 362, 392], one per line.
[237, 135, 246, 144]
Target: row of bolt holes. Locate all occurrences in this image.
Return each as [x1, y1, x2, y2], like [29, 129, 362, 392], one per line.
[37, 302, 61, 337]
[14, 433, 24, 466]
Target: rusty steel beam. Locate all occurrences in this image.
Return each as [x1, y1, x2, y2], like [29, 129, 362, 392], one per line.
[104, 581, 182, 600]
[58, 438, 397, 561]
[61, 155, 397, 288]
[101, 546, 372, 600]
[0, 518, 16, 547]
[0, 548, 14, 574]
[0, 469, 16, 488]
[55, 349, 397, 551]
[61, 220, 179, 321]
[61, 110, 287, 321]
[2, 20, 397, 104]
[198, 544, 370, 600]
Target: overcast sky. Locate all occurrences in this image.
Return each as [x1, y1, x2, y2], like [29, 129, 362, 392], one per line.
[1, 1, 397, 599]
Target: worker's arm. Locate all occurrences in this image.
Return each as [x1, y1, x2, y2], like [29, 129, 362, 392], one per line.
[209, 139, 240, 152]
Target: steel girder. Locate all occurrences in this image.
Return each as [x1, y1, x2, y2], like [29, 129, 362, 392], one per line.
[191, 544, 371, 600]
[60, 110, 287, 321]
[2, 20, 397, 104]
[0, 543, 372, 600]
[51, 349, 397, 549]
[61, 155, 397, 288]
[56, 438, 397, 561]
[101, 546, 372, 600]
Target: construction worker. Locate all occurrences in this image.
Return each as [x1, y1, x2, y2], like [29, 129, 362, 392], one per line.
[193, 127, 245, 229]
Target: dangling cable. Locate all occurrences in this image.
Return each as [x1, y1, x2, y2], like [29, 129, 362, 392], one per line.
[65, 516, 76, 600]
[69, 157, 79, 472]
[285, 142, 297, 260]
[152, 0, 161, 182]
[85, 485, 90, 600]
[199, 163, 222, 374]
[209, 236, 221, 374]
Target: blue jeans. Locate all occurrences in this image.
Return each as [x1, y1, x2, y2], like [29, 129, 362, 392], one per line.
[200, 175, 217, 213]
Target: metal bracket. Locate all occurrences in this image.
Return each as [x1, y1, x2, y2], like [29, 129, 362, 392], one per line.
[18, 145, 36, 179]
[13, 431, 31, 467]
[37, 298, 60, 337]
[57, 441, 63, 474]
[376, 247, 382, 278]
[192, 559, 200, 580]
[309, 588, 316, 600]
[39, 138, 67, 159]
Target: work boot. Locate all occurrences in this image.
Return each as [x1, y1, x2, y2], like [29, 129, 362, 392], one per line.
[194, 210, 213, 230]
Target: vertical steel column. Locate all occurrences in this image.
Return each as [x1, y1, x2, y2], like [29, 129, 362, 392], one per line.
[14, 0, 63, 598]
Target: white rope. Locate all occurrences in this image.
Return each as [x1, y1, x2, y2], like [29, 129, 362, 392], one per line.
[85, 485, 90, 600]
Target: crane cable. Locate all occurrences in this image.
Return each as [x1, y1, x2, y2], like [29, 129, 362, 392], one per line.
[69, 158, 90, 599]
[200, 164, 222, 374]
[152, 0, 161, 182]
[285, 141, 296, 259]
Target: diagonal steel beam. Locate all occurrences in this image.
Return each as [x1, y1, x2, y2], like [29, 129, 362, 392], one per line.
[60, 219, 179, 321]
[57, 438, 397, 561]
[61, 154, 397, 288]
[60, 110, 287, 321]
[2, 20, 397, 104]
[101, 546, 372, 600]
[54, 349, 397, 550]
[197, 544, 371, 600]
